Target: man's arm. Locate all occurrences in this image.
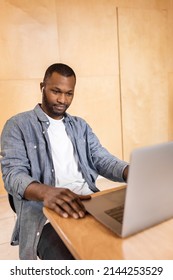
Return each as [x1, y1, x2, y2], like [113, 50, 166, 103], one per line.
[1, 118, 90, 219]
[24, 182, 91, 219]
[84, 122, 129, 182]
[123, 165, 129, 182]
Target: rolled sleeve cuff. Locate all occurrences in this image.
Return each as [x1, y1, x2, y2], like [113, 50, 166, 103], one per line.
[14, 175, 40, 200]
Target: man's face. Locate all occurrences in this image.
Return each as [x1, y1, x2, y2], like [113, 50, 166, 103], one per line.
[41, 72, 75, 120]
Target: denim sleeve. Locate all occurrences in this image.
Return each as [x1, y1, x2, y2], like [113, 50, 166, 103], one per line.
[0, 119, 39, 200]
[85, 122, 128, 182]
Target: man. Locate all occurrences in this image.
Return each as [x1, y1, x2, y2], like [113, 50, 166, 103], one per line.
[1, 63, 128, 260]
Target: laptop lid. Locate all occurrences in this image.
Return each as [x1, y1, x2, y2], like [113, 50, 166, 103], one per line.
[122, 141, 173, 237]
[84, 142, 173, 238]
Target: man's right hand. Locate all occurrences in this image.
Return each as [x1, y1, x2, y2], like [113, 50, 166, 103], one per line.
[24, 182, 91, 219]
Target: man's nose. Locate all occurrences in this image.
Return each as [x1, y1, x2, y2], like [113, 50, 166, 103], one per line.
[57, 93, 66, 103]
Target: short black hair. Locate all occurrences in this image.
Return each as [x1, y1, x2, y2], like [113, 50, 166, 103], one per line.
[43, 63, 76, 82]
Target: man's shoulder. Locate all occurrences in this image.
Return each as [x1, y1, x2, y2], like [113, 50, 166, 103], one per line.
[7, 104, 44, 121]
[4, 106, 41, 130]
[8, 109, 36, 123]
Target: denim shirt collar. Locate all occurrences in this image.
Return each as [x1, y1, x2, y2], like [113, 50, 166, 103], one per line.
[33, 104, 72, 126]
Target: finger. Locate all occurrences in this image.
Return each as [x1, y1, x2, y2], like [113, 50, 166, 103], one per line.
[44, 190, 82, 219]
[43, 201, 69, 218]
[69, 196, 86, 218]
[57, 194, 86, 218]
[78, 195, 91, 201]
[60, 189, 86, 209]
[52, 204, 69, 218]
[55, 196, 83, 219]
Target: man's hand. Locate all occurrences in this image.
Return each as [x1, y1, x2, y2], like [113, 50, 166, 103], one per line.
[43, 187, 91, 219]
[24, 182, 91, 219]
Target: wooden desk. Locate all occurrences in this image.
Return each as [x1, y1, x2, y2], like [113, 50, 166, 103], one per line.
[43, 186, 173, 260]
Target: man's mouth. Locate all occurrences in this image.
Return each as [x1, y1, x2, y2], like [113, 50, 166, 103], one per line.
[54, 104, 66, 110]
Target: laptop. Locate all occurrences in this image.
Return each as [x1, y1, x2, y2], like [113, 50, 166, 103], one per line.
[83, 142, 173, 237]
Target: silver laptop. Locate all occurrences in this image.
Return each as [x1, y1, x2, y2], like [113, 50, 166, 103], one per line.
[83, 142, 173, 237]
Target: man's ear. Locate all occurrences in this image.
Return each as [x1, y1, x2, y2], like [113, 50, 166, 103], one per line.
[40, 82, 44, 92]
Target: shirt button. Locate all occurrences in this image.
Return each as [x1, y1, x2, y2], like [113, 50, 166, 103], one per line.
[42, 131, 45, 134]
[46, 122, 49, 125]
[51, 169, 54, 173]
[34, 145, 37, 149]
[37, 232, 40, 237]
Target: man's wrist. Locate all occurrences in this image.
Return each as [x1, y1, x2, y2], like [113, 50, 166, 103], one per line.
[24, 182, 53, 201]
[123, 165, 129, 182]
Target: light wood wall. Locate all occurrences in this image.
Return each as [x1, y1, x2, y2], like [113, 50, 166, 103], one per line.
[0, 0, 173, 194]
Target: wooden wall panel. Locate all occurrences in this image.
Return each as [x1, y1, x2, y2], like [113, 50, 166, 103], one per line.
[168, 2, 173, 139]
[168, 1, 173, 72]
[114, 0, 169, 9]
[0, 0, 59, 80]
[118, 8, 169, 160]
[168, 73, 173, 140]
[0, 80, 41, 130]
[0, 0, 59, 194]
[0, 0, 122, 195]
[0, 0, 173, 195]
[55, 0, 119, 76]
[68, 76, 122, 157]
[56, 0, 123, 156]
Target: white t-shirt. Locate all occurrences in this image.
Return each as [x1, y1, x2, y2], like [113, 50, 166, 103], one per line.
[46, 115, 93, 195]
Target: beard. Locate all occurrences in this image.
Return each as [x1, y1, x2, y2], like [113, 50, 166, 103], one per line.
[42, 92, 69, 119]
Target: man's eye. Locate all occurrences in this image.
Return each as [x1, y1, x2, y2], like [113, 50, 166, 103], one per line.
[52, 89, 59, 94]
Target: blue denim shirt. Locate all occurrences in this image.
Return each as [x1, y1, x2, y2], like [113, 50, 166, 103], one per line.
[0, 104, 128, 259]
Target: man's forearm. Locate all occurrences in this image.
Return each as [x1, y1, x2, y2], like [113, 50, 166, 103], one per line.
[24, 182, 54, 201]
[24, 182, 90, 219]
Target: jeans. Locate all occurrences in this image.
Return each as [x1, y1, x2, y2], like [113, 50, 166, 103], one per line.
[37, 223, 75, 260]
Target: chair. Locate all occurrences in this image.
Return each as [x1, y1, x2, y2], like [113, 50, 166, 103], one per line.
[8, 194, 16, 213]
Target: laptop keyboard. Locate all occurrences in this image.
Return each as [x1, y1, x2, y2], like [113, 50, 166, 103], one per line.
[105, 205, 124, 224]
